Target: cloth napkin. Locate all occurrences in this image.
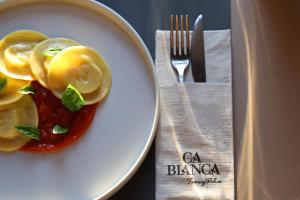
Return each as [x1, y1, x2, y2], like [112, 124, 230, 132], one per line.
[155, 30, 234, 200]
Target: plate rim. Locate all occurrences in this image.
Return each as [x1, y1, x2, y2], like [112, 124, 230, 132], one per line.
[0, 0, 159, 199]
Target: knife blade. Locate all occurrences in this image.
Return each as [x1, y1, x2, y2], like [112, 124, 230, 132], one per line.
[191, 15, 206, 82]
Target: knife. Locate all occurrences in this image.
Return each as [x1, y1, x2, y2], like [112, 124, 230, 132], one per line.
[191, 15, 206, 82]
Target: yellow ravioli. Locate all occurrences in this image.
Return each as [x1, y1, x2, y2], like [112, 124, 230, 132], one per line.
[30, 38, 80, 88]
[0, 95, 38, 151]
[0, 73, 29, 106]
[0, 30, 48, 80]
[48, 46, 112, 105]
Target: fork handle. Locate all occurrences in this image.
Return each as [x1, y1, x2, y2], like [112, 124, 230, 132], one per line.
[176, 67, 185, 82]
[178, 73, 184, 82]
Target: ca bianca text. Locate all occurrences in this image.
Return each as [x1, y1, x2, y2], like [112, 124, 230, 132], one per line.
[167, 152, 220, 176]
[166, 152, 222, 186]
[167, 163, 220, 176]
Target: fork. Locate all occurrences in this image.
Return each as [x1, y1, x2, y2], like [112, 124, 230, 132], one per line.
[170, 15, 190, 82]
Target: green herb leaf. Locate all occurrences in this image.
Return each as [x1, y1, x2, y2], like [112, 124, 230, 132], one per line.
[62, 84, 85, 112]
[18, 85, 35, 94]
[15, 126, 40, 140]
[44, 47, 63, 57]
[52, 125, 69, 134]
[0, 77, 7, 92]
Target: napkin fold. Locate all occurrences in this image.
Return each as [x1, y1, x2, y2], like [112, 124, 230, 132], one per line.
[155, 30, 234, 200]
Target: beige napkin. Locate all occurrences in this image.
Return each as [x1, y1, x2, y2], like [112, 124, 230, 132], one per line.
[155, 30, 234, 200]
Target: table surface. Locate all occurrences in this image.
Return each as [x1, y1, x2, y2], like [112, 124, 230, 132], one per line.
[95, 0, 231, 199]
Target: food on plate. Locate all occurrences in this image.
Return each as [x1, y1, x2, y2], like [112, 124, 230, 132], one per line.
[21, 81, 98, 152]
[47, 46, 112, 104]
[0, 73, 29, 106]
[30, 38, 80, 87]
[0, 95, 38, 151]
[0, 30, 112, 153]
[0, 30, 48, 80]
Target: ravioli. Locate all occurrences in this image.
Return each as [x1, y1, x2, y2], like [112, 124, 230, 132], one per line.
[0, 30, 112, 153]
[0, 30, 48, 80]
[0, 95, 38, 151]
[47, 46, 112, 105]
[0, 73, 29, 106]
[30, 38, 80, 87]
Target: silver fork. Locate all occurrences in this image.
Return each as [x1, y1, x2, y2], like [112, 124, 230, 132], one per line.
[170, 15, 190, 82]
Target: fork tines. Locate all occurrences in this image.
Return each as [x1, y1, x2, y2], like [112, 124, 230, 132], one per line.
[170, 15, 189, 57]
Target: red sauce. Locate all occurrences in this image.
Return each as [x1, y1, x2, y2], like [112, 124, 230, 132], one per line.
[20, 81, 98, 153]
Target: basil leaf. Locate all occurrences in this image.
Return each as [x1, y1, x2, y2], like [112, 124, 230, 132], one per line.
[18, 85, 35, 94]
[52, 125, 69, 134]
[15, 126, 40, 140]
[0, 77, 7, 92]
[62, 84, 84, 112]
[44, 47, 63, 57]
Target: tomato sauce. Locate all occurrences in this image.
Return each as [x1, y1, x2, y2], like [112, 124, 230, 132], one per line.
[20, 81, 98, 153]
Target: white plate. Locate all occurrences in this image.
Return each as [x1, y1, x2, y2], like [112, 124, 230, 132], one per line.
[0, 0, 159, 199]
